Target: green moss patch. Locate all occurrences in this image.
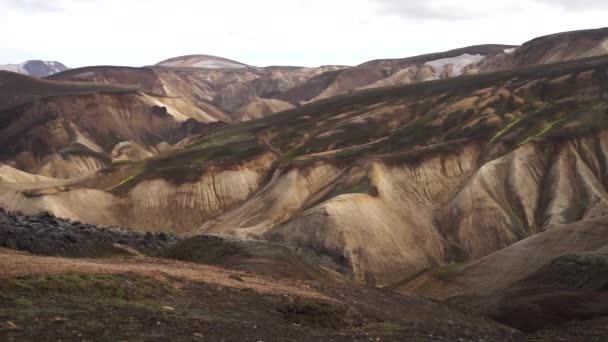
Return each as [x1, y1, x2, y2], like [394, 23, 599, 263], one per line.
[0, 273, 174, 305]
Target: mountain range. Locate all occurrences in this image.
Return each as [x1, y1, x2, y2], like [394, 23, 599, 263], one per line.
[0, 60, 68, 78]
[1, 27, 608, 341]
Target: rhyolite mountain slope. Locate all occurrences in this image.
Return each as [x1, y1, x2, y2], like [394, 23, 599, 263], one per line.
[3, 51, 608, 288]
[0, 71, 225, 178]
[278, 27, 608, 103]
[44, 28, 608, 125]
[48, 62, 346, 123]
[3, 27, 608, 340]
[0, 60, 68, 77]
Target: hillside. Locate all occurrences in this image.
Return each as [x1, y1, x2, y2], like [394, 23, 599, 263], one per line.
[0, 209, 523, 341]
[0, 71, 223, 177]
[3, 52, 608, 285]
[49, 62, 347, 123]
[42, 28, 608, 126]
[3, 27, 608, 340]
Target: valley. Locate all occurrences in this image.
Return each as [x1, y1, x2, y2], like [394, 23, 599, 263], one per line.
[1, 27, 608, 341]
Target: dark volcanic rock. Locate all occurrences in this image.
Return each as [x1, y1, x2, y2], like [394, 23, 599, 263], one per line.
[0, 209, 180, 258]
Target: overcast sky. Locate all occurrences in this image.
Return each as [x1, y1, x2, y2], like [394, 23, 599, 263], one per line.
[1, 0, 607, 68]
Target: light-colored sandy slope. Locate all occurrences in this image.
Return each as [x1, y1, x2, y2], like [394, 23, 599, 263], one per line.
[236, 98, 295, 121]
[195, 129, 608, 285]
[264, 146, 481, 285]
[190, 143, 481, 285]
[139, 93, 227, 123]
[359, 68, 418, 89]
[6, 111, 608, 285]
[0, 188, 118, 224]
[399, 216, 608, 300]
[0, 152, 277, 234]
[434, 131, 608, 262]
[0, 165, 75, 194]
[0, 165, 56, 184]
[35, 154, 108, 179]
[118, 158, 275, 234]
[197, 161, 344, 238]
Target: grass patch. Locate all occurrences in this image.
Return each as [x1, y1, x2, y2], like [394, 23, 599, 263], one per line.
[105, 161, 147, 192]
[490, 115, 526, 143]
[0, 273, 174, 304]
[14, 297, 33, 307]
[518, 115, 572, 146]
[430, 263, 465, 280]
[107, 135, 269, 193]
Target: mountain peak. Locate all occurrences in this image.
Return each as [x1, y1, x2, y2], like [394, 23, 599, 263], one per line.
[0, 60, 68, 78]
[155, 54, 249, 69]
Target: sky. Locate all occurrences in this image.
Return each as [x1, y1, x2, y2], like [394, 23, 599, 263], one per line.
[1, 0, 607, 68]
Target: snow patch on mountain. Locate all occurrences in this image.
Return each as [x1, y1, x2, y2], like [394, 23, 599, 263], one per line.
[156, 55, 249, 69]
[191, 60, 247, 69]
[0, 60, 68, 77]
[159, 58, 247, 69]
[424, 53, 485, 77]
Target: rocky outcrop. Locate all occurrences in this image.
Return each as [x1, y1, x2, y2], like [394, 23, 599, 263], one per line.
[0, 208, 180, 258]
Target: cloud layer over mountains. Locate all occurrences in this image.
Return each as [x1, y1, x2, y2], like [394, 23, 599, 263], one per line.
[1, 0, 607, 67]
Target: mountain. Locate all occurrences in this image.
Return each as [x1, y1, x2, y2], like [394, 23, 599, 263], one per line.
[43, 28, 608, 124]
[0, 210, 523, 341]
[285, 28, 608, 103]
[0, 71, 223, 178]
[2, 27, 608, 340]
[3, 50, 608, 281]
[0, 60, 68, 77]
[48, 62, 347, 123]
[155, 54, 250, 69]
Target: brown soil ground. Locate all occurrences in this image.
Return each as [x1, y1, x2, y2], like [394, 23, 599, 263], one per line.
[0, 249, 522, 341]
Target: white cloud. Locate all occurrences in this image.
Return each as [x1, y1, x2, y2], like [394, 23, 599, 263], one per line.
[371, 0, 524, 20]
[0, 0, 606, 68]
[3, 0, 63, 11]
[532, 0, 608, 10]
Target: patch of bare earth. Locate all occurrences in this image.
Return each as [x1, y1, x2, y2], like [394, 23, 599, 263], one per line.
[0, 248, 326, 300]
